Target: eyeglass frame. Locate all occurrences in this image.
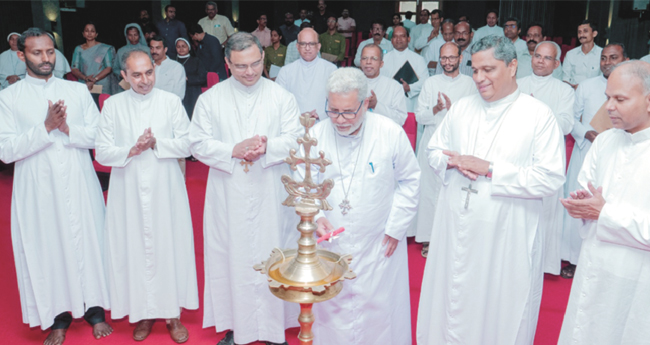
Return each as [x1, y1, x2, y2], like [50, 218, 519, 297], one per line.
[297, 41, 319, 48]
[325, 100, 364, 120]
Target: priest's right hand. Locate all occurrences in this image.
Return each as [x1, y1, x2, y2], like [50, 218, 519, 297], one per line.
[315, 217, 334, 238]
[44, 100, 67, 133]
[128, 128, 155, 157]
[232, 135, 262, 159]
[368, 90, 378, 109]
[585, 130, 598, 143]
[443, 150, 484, 180]
[433, 92, 451, 115]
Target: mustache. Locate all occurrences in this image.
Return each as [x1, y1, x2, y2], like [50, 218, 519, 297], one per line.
[579, 36, 587, 40]
[373, 33, 382, 37]
[456, 38, 466, 42]
[38, 62, 54, 69]
[527, 39, 537, 45]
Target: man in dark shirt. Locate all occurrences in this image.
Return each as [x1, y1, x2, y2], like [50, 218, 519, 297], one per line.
[156, 5, 188, 59]
[279, 12, 300, 46]
[312, 0, 335, 34]
[189, 24, 227, 81]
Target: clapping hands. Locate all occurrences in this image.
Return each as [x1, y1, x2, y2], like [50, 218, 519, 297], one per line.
[129, 128, 156, 157]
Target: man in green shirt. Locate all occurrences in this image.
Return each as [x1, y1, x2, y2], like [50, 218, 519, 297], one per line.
[263, 28, 287, 80]
[319, 16, 346, 64]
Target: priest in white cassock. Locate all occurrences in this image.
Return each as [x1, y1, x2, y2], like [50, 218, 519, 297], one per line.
[561, 43, 628, 278]
[95, 49, 198, 344]
[518, 41, 575, 275]
[0, 32, 26, 89]
[423, 20, 455, 76]
[189, 32, 301, 345]
[360, 44, 407, 126]
[380, 26, 428, 113]
[0, 28, 112, 345]
[304, 67, 419, 345]
[276, 28, 336, 121]
[410, 42, 477, 256]
[149, 35, 186, 100]
[417, 36, 566, 345]
[473, 10, 505, 42]
[413, 10, 444, 56]
[558, 60, 650, 345]
[409, 9, 432, 52]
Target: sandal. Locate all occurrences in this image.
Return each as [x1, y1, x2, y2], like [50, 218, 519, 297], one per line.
[421, 242, 429, 258]
[560, 264, 577, 279]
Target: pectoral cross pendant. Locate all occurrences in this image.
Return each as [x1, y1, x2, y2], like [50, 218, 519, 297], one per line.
[339, 198, 352, 215]
[240, 160, 254, 173]
[461, 182, 478, 209]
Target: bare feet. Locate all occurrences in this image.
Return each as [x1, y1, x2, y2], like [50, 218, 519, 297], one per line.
[92, 322, 113, 339]
[44, 329, 66, 345]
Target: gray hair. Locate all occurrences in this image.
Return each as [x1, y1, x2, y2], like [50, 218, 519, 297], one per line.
[225, 32, 263, 60]
[613, 60, 650, 95]
[205, 1, 217, 10]
[18, 27, 55, 52]
[534, 41, 562, 61]
[470, 35, 517, 65]
[326, 67, 368, 103]
[121, 48, 152, 72]
[361, 44, 383, 60]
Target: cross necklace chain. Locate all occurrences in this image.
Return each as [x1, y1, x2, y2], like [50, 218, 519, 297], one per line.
[333, 125, 366, 215]
[231, 84, 263, 173]
[462, 98, 517, 209]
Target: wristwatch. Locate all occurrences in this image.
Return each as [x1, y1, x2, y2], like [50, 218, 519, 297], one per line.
[486, 162, 493, 179]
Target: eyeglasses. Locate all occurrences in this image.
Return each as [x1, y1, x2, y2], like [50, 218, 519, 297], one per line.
[230, 58, 263, 71]
[533, 54, 555, 62]
[440, 56, 459, 62]
[325, 100, 363, 120]
[360, 56, 380, 62]
[297, 42, 318, 48]
[505, 24, 518, 29]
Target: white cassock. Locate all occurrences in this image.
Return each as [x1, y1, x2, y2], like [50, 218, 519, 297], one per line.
[413, 28, 441, 57]
[189, 77, 301, 345]
[0, 75, 109, 329]
[366, 75, 408, 126]
[473, 25, 505, 42]
[558, 127, 650, 344]
[380, 49, 429, 113]
[54, 49, 72, 79]
[562, 75, 606, 264]
[409, 23, 432, 51]
[518, 73, 575, 275]
[303, 113, 419, 345]
[409, 73, 476, 241]
[95, 88, 198, 322]
[276, 57, 337, 120]
[154, 57, 186, 100]
[0, 49, 26, 89]
[417, 89, 565, 345]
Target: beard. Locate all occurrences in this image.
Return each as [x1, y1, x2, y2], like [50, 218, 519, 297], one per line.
[443, 63, 459, 74]
[25, 58, 53, 77]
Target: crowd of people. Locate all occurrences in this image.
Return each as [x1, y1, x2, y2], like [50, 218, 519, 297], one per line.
[1, 1, 650, 345]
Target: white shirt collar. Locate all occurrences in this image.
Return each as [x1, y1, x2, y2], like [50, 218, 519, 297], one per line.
[625, 126, 650, 144]
[24, 74, 55, 87]
[230, 76, 263, 94]
[128, 87, 155, 101]
[482, 87, 520, 108]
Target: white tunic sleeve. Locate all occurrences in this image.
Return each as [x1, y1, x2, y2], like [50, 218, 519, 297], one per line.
[67, 89, 100, 149]
[373, 82, 408, 126]
[95, 99, 134, 167]
[260, 92, 302, 168]
[384, 129, 420, 240]
[491, 107, 566, 199]
[415, 80, 446, 125]
[426, 104, 453, 183]
[555, 85, 576, 135]
[579, 135, 650, 251]
[571, 82, 590, 148]
[189, 95, 236, 173]
[0, 92, 54, 163]
[414, 27, 433, 50]
[153, 96, 191, 158]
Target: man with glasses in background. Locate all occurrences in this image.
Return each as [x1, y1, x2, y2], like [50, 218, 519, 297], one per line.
[277, 27, 336, 120]
[435, 20, 474, 76]
[302, 67, 419, 345]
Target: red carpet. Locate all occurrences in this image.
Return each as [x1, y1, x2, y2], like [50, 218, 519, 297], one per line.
[0, 162, 572, 344]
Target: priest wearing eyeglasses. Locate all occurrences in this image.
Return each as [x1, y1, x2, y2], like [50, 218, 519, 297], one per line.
[299, 67, 420, 345]
[189, 32, 301, 345]
[276, 28, 337, 120]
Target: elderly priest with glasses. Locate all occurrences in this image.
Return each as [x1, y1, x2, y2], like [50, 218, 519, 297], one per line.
[299, 67, 420, 345]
